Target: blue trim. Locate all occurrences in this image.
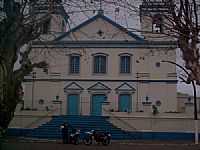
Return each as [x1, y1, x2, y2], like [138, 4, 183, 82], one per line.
[7, 128, 34, 137]
[88, 82, 111, 91]
[132, 131, 195, 140]
[54, 13, 144, 42]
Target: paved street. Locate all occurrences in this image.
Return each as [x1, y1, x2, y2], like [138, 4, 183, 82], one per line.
[1, 140, 200, 150]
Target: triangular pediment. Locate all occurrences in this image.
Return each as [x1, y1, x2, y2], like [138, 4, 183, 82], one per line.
[64, 82, 84, 91]
[88, 82, 111, 91]
[115, 82, 136, 91]
[55, 14, 144, 42]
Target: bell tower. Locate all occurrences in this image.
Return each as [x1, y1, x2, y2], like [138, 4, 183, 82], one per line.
[31, 0, 68, 35]
[140, 0, 173, 40]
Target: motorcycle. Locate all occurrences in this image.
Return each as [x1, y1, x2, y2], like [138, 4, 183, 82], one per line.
[69, 128, 80, 145]
[84, 130, 111, 146]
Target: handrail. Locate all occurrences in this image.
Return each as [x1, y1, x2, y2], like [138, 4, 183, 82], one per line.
[102, 107, 137, 131]
[23, 108, 59, 128]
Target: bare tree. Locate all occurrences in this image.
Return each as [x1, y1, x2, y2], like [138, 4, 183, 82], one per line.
[106, 0, 200, 85]
[0, 0, 51, 135]
[168, 0, 200, 85]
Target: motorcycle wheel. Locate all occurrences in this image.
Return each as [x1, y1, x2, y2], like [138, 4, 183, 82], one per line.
[102, 137, 110, 146]
[74, 137, 80, 145]
[84, 137, 92, 145]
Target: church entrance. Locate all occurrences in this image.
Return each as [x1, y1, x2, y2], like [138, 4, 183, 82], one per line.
[91, 94, 107, 116]
[67, 94, 80, 115]
[118, 94, 132, 112]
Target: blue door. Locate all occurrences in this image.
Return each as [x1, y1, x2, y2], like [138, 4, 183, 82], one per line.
[91, 94, 106, 116]
[67, 94, 79, 115]
[119, 94, 132, 112]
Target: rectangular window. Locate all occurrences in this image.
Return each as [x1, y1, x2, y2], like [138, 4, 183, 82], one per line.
[42, 20, 50, 34]
[70, 55, 80, 74]
[94, 55, 106, 73]
[120, 56, 131, 73]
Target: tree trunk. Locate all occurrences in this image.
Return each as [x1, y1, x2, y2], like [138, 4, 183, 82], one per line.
[0, 58, 20, 135]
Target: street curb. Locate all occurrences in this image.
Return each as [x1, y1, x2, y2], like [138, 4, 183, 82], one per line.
[6, 137, 200, 146]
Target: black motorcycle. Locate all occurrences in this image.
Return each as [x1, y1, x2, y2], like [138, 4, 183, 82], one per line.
[69, 129, 80, 145]
[84, 130, 111, 146]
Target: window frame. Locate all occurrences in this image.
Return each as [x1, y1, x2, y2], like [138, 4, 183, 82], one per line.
[42, 19, 51, 34]
[119, 53, 132, 74]
[92, 53, 108, 74]
[69, 54, 80, 74]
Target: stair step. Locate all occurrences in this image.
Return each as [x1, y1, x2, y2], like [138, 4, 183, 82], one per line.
[9, 115, 132, 140]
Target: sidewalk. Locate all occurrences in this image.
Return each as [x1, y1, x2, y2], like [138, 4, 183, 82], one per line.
[118, 140, 197, 146]
[1, 137, 200, 150]
[2, 137, 198, 146]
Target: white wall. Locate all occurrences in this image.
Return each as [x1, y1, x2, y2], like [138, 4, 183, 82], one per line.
[25, 14, 177, 115]
[109, 112, 200, 132]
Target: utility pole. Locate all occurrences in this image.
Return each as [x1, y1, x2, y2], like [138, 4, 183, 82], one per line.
[31, 72, 36, 110]
[136, 72, 139, 112]
[161, 60, 198, 144]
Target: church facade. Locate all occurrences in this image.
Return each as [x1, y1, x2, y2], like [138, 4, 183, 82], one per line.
[23, 1, 178, 116]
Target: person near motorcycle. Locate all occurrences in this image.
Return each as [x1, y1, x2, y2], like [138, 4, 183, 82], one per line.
[60, 122, 72, 144]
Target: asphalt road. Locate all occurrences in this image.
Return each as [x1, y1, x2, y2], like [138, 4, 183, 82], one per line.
[1, 141, 200, 150]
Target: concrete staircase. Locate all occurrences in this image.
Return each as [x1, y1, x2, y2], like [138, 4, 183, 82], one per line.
[8, 115, 195, 140]
[30, 115, 134, 140]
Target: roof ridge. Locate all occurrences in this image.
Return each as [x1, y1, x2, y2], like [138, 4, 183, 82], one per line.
[54, 13, 144, 42]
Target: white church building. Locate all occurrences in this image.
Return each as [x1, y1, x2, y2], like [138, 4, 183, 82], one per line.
[23, 0, 179, 116]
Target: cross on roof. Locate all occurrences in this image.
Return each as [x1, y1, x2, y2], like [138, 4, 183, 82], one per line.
[98, 0, 104, 14]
